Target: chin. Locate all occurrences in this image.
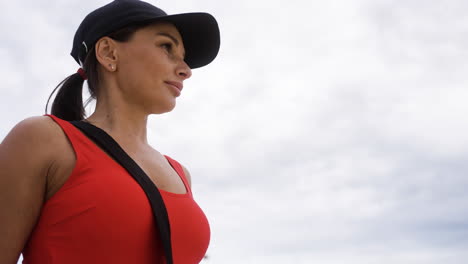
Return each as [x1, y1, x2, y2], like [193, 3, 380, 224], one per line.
[150, 101, 177, 115]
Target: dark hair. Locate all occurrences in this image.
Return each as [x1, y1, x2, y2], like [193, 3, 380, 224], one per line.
[46, 22, 152, 121]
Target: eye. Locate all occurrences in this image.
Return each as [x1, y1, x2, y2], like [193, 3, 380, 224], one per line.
[161, 43, 173, 52]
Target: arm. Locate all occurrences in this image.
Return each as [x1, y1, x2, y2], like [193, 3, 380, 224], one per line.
[0, 117, 56, 264]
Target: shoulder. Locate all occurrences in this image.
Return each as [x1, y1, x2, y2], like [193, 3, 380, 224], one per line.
[3, 116, 61, 144]
[1, 116, 65, 162]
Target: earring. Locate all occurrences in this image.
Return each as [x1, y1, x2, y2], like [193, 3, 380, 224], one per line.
[109, 64, 115, 71]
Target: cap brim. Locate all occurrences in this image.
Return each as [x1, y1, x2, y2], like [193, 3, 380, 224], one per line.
[150, 12, 220, 69]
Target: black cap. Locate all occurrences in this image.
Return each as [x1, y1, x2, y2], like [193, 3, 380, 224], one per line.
[71, 0, 220, 69]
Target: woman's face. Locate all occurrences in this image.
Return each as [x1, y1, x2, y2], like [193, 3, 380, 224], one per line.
[114, 22, 191, 114]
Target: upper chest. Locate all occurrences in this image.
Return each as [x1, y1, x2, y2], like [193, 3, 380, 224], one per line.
[45, 136, 187, 202]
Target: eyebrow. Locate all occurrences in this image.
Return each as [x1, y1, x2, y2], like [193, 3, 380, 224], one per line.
[156, 32, 179, 46]
[156, 32, 185, 58]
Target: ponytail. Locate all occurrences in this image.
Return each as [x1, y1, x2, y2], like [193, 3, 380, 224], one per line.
[46, 72, 86, 121]
[46, 49, 97, 122]
[46, 21, 153, 121]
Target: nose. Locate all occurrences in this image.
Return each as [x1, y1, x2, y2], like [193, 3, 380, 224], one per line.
[177, 60, 192, 80]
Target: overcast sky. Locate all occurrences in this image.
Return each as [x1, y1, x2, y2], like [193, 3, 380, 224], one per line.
[1, 0, 468, 263]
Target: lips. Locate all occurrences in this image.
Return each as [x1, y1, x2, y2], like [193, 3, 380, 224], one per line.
[165, 81, 183, 92]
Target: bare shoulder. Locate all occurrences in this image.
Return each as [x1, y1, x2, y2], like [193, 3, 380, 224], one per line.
[0, 116, 66, 171]
[2, 116, 62, 144]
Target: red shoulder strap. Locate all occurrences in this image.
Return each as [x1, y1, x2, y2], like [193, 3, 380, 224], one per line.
[44, 114, 89, 157]
[164, 155, 192, 196]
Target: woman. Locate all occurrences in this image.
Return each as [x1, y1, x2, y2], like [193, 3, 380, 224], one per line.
[0, 0, 220, 263]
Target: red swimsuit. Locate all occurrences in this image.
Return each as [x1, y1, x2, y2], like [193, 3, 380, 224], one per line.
[22, 115, 210, 264]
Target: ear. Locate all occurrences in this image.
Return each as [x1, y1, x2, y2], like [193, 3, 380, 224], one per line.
[95, 37, 119, 72]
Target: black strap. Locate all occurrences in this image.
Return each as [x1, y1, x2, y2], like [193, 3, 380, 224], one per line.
[70, 121, 173, 264]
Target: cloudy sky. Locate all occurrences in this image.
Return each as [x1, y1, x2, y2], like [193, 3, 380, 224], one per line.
[1, 0, 468, 263]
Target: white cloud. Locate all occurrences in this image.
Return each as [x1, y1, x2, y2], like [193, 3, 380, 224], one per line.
[2, 0, 467, 263]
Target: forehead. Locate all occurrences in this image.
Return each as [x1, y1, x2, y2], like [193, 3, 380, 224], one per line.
[142, 22, 182, 40]
[122, 21, 186, 57]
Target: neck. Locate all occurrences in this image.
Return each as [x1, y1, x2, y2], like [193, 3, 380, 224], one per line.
[86, 90, 150, 150]
[87, 110, 149, 146]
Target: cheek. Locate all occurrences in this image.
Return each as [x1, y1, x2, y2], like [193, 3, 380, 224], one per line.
[126, 49, 169, 78]
[119, 52, 151, 83]
[117, 45, 174, 100]
[123, 47, 150, 71]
